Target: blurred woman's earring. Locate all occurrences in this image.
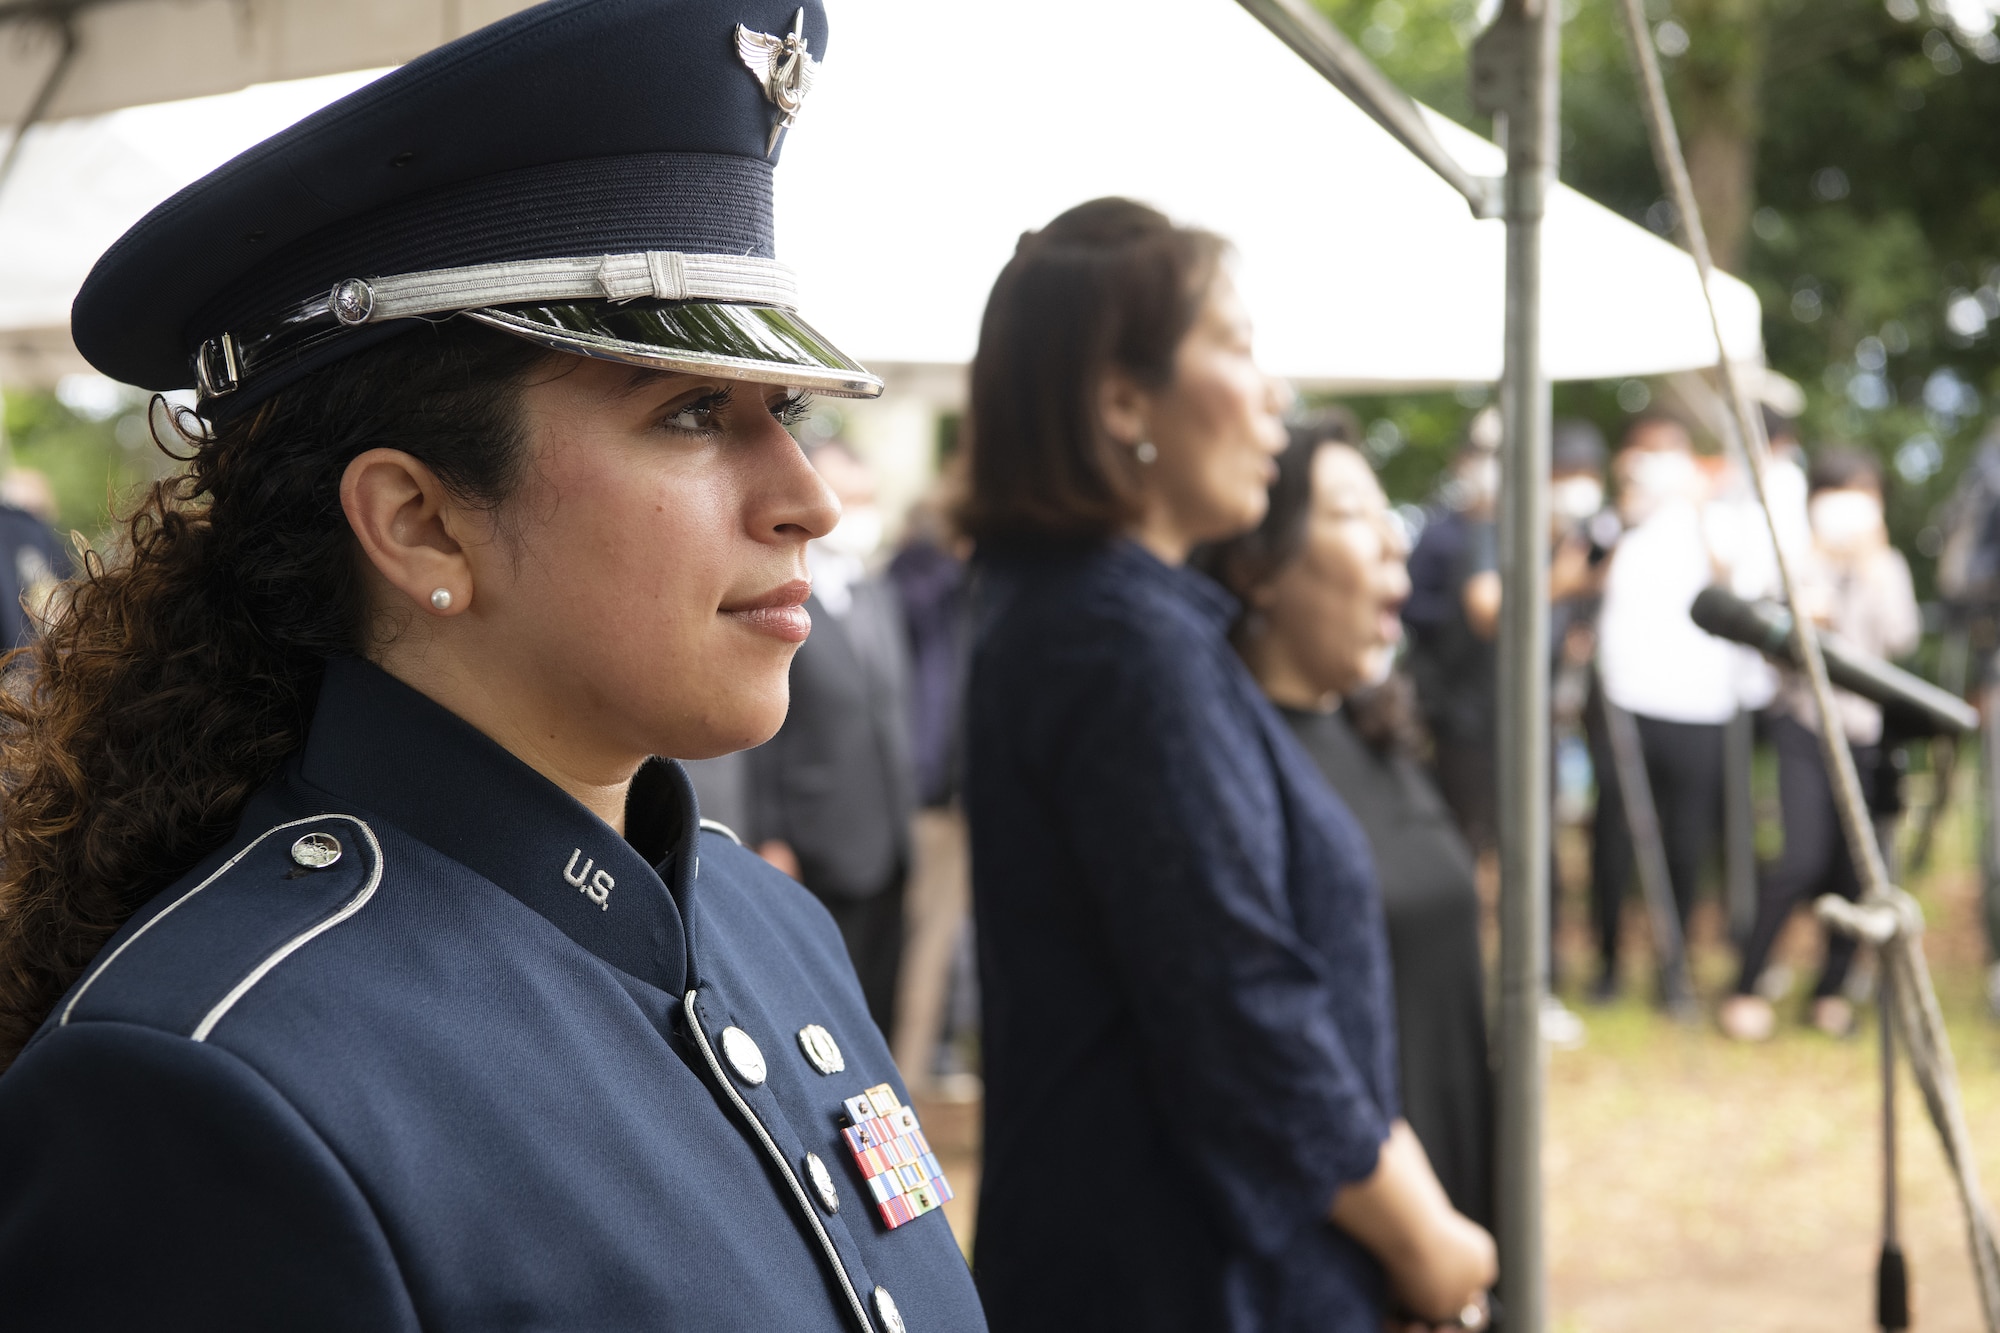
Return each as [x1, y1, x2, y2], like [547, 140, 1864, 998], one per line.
[430, 588, 454, 612]
[1134, 440, 1158, 465]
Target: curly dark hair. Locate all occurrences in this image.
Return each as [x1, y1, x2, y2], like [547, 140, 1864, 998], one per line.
[0, 319, 552, 1069]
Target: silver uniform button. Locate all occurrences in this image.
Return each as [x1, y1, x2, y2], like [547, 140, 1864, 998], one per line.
[290, 832, 342, 869]
[718, 1026, 767, 1086]
[803, 1151, 839, 1213]
[873, 1286, 906, 1333]
[796, 1023, 845, 1075]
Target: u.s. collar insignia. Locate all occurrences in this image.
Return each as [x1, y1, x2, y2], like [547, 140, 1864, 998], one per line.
[734, 7, 820, 156]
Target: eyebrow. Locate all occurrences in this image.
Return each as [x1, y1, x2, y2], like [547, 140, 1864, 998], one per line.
[610, 366, 686, 400]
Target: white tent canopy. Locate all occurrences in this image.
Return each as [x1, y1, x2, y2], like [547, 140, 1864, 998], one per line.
[0, 0, 1761, 390]
[0, 0, 535, 125]
[774, 0, 1762, 387]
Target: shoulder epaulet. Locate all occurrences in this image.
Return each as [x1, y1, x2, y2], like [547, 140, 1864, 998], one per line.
[59, 814, 384, 1042]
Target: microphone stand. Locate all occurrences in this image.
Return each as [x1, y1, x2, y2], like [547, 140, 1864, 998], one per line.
[1615, 0, 2000, 1320]
[1880, 976, 1908, 1331]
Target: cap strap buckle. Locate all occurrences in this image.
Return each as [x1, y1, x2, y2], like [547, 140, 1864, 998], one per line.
[193, 332, 241, 399]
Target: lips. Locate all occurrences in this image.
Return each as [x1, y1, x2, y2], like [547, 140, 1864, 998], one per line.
[721, 579, 813, 643]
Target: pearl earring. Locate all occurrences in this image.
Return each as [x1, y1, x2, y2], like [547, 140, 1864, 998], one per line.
[1134, 440, 1158, 465]
[429, 588, 453, 612]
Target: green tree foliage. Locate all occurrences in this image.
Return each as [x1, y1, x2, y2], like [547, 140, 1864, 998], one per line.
[1309, 0, 2000, 597]
[1, 385, 174, 540]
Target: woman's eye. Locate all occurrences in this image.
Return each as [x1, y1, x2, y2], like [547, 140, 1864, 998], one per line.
[773, 391, 815, 428]
[663, 388, 733, 434]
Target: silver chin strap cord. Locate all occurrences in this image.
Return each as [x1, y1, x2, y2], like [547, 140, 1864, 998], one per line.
[1610, 0, 2000, 1324]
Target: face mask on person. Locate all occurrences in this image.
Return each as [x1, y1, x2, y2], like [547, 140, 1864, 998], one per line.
[816, 504, 884, 561]
[1620, 449, 1699, 522]
[1449, 453, 1500, 510]
[1552, 476, 1604, 523]
[1809, 489, 1884, 555]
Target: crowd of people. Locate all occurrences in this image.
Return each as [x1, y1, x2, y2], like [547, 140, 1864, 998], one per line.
[1401, 398, 1922, 1043]
[0, 0, 1965, 1327]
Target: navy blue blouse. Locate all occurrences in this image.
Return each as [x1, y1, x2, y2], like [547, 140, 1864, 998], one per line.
[964, 539, 1401, 1333]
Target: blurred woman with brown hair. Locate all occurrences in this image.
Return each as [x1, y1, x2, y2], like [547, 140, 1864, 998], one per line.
[959, 198, 1493, 1333]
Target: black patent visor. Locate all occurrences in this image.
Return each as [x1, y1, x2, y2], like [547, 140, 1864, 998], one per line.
[464, 300, 883, 398]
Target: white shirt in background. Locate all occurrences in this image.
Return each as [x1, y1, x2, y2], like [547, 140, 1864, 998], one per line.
[1597, 498, 1742, 724]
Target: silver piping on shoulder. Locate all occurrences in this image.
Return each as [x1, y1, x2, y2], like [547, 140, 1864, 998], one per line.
[61, 814, 359, 1028]
[698, 818, 745, 846]
[683, 993, 877, 1333]
[190, 816, 385, 1042]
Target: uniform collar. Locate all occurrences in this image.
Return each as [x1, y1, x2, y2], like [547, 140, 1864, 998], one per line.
[296, 657, 690, 995]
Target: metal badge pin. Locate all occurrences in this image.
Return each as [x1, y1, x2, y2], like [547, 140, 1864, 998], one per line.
[803, 1152, 840, 1213]
[330, 278, 376, 326]
[290, 832, 343, 869]
[796, 1023, 845, 1075]
[718, 1026, 767, 1086]
[734, 8, 819, 155]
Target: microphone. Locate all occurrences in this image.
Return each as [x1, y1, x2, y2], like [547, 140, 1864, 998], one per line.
[1690, 586, 1978, 737]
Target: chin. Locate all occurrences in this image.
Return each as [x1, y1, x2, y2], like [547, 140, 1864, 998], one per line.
[661, 680, 793, 761]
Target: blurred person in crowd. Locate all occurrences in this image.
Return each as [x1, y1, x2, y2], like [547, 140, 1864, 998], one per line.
[959, 198, 1494, 1333]
[1720, 448, 1919, 1041]
[745, 439, 916, 1035]
[1200, 411, 1494, 1233]
[886, 478, 975, 1093]
[0, 468, 70, 651]
[1543, 421, 1612, 1038]
[1402, 414, 1501, 854]
[1548, 420, 1613, 638]
[1588, 412, 1736, 1003]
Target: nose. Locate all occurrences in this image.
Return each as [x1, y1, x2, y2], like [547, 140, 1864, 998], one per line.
[1383, 550, 1412, 601]
[760, 419, 840, 543]
[1267, 374, 1294, 419]
[1382, 509, 1412, 562]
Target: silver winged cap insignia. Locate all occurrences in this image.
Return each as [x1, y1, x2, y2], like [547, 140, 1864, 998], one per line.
[735, 7, 819, 157]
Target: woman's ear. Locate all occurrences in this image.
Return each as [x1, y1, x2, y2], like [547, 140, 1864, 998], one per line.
[1096, 368, 1153, 451]
[339, 448, 477, 616]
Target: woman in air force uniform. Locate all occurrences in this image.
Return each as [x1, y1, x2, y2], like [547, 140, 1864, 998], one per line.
[0, 2, 983, 1329]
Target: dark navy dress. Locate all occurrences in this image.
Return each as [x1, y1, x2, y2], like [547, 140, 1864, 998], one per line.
[0, 658, 985, 1332]
[964, 540, 1400, 1333]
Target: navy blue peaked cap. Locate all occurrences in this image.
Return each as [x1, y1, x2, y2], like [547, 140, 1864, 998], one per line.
[71, 0, 880, 412]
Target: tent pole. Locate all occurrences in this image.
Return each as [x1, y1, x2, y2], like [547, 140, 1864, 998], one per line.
[0, 11, 79, 202]
[1478, 0, 1558, 1327]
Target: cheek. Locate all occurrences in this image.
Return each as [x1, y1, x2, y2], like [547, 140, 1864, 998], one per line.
[1310, 540, 1376, 635]
[504, 448, 750, 708]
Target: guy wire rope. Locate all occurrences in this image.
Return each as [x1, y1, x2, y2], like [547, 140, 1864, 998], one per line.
[1609, 0, 2000, 1323]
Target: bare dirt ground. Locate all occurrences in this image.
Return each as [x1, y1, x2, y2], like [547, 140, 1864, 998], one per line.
[916, 782, 2000, 1331]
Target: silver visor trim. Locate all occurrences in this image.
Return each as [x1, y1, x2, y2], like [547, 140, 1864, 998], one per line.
[465, 300, 883, 399]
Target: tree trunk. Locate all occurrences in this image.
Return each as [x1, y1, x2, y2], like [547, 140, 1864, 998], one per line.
[1668, 0, 1766, 274]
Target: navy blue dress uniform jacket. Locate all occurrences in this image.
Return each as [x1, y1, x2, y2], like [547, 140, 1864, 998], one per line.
[964, 540, 1401, 1333]
[0, 658, 984, 1332]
